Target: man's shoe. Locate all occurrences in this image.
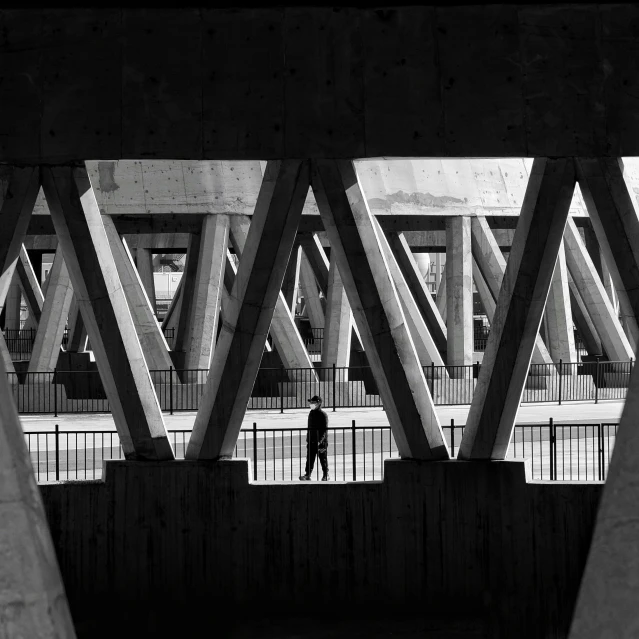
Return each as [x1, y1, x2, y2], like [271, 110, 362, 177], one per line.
[299, 474, 311, 481]
[321, 474, 331, 481]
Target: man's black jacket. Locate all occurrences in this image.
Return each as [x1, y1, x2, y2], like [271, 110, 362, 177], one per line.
[307, 407, 328, 442]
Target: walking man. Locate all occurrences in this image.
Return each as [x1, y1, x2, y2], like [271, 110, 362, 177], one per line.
[299, 395, 330, 481]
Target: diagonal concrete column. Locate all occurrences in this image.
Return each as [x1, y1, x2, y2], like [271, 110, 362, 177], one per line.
[472, 256, 495, 319]
[66, 297, 88, 353]
[311, 159, 448, 460]
[4, 272, 22, 331]
[186, 160, 311, 460]
[568, 275, 603, 357]
[388, 232, 447, 359]
[0, 167, 40, 311]
[600, 252, 619, 313]
[16, 245, 43, 327]
[298, 232, 329, 295]
[28, 246, 74, 372]
[41, 166, 173, 461]
[103, 217, 174, 372]
[544, 241, 577, 364]
[228, 214, 315, 373]
[471, 215, 553, 365]
[563, 218, 633, 362]
[321, 259, 352, 378]
[0, 354, 77, 638]
[436, 262, 447, 323]
[161, 274, 183, 335]
[458, 158, 576, 460]
[446, 217, 473, 374]
[576, 157, 639, 353]
[299, 250, 324, 329]
[136, 247, 157, 316]
[282, 242, 301, 315]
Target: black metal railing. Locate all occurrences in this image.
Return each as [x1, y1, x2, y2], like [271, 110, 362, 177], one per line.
[6, 359, 634, 415]
[24, 419, 619, 484]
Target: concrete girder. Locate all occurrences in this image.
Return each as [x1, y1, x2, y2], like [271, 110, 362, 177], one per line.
[568, 274, 603, 357]
[436, 261, 447, 324]
[282, 242, 301, 315]
[298, 232, 329, 295]
[41, 166, 173, 461]
[66, 297, 88, 353]
[299, 250, 325, 330]
[321, 259, 352, 377]
[136, 247, 157, 315]
[16, 245, 44, 326]
[458, 158, 575, 460]
[4, 271, 21, 331]
[311, 159, 448, 461]
[186, 160, 311, 460]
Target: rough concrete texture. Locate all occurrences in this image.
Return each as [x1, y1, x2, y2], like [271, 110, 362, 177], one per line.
[312, 159, 448, 460]
[321, 260, 352, 377]
[459, 158, 575, 460]
[4, 272, 22, 331]
[299, 251, 324, 329]
[436, 261, 447, 323]
[17, 244, 44, 325]
[38, 459, 600, 639]
[41, 166, 173, 461]
[28, 246, 74, 373]
[0, 353, 76, 639]
[186, 160, 311, 460]
[135, 247, 156, 315]
[564, 219, 633, 362]
[282, 243, 301, 314]
[65, 298, 88, 353]
[568, 275, 603, 356]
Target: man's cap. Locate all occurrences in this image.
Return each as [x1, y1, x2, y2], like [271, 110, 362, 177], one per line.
[308, 395, 322, 403]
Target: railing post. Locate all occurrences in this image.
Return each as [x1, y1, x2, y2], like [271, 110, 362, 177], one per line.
[450, 418, 455, 457]
[280, 365, 284, 414]
[55, 423, 60, 482]
[549, 417, 555, 481]
[430, 361, 435, 395]
[253, 422, 258, 481]
[332, 363, 336, 412]
[352, 419, 356, 481]
[558, 359, 563, 406]
[169, 366, 174, 415]
[53, 366, 58, 417]
[598, 423, 603, 481]
[595, 357, 600, 404]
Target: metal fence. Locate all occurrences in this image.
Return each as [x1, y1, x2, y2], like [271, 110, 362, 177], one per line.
[24, 419, 619, 484]
[6, 359, 634, 415]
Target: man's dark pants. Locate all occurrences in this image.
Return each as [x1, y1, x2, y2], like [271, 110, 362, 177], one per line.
[304, 437, 329, 476]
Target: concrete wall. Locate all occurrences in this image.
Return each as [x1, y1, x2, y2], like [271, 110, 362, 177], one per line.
[1, 6, 639, 161]
[39, 459, 601, 638]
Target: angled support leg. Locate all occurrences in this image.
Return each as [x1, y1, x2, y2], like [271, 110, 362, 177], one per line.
[458, 158, 575, 460]
[186, 160, 310, 460]
[0, 353, 76, 637]
[28, 246, 74, 372]
[161, 275, 183, 335]
[66, 297, 88, 353]
[282, 242, 302, 314]
[41, 166, 173, 461]
[298, 232, 329, 295]
[16, 245, 43, 326]
[435, 262, 447, 323]
[136, 248, 157, 316]
[299, 250, 325, 329]
[311, 159, 448, 460]
[387, 232, 447, 359]
[568, 275, 603, 357]
[321, 259, 352, 377]
[103, 217, 174, 372]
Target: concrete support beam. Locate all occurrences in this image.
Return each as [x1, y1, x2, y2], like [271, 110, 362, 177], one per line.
[436, 262, 447, 323]
[544, 241, 577, 364]
[28, 246, 74, 372]
[576, 157, 639, 354]
[66, 297, 88, 353]
[103, 217, 174, 372]
[299, 250, 324, 329]
[136, 248, 157, 315]
[16, 245, 43, 326]
[387, 232, 447, 358]
[470, 215, 553, 365]
[568, 275, 603, 357]
[161, 275, 183, 334]
[311, 159, 448, 460]
[413, 251, 431, 279]
[445, 217, 473, 372]
[472, 256, 495, 319]
[0, 354, 76, 638]
[601, 252, 619, 313]
[4, 272, 22, 331]
[458, 158, 575, 460]
[282, 242, 301, 315]
[186, 160, 311, 460]
[41, 166, 173, 461]
[298, 232, 329, 295]
[563, 219, 633, 362]
[321, 259, 352, 376]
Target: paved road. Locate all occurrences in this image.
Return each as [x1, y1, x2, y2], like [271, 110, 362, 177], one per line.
[20, 399, 625, 433]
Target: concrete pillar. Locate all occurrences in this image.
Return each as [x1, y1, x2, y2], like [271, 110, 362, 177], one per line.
[321, 259, 352, 377]
[471, 215, 554, 365]
[472, 256, 495, 319]
[136, 247, 157, 315]
[563, 218, 633, 362]
[28, 246, 74, 372]
[5, 272, 22, 331]
[446, 217, 473, 373]
[103, 217, 174, 372]
[436, 262, 447, 323]
[41, 166, 173, 461]
[388, 233, 447, 359]
[577, 157, 639, 353]
[182, 214, 229, 371]
[601, 252, 619, 313]
[413, 251, 431, 280]
[299, 250, 324, 329]
[298, 232, 329, 295]
[66, 297, 88, 353]
[228, 215, 315, 373]
[16, 245, 43, 327]
[161, 274, 183, 336]
[186, 160, 311, 460]
[311, 159, 448, 460]
[544, 241, 577, 364]
[282, 242, 301, 315]
[0, 354, 77, 638]
[458, 158, 575, 460]
[568, 275, 603, 357]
